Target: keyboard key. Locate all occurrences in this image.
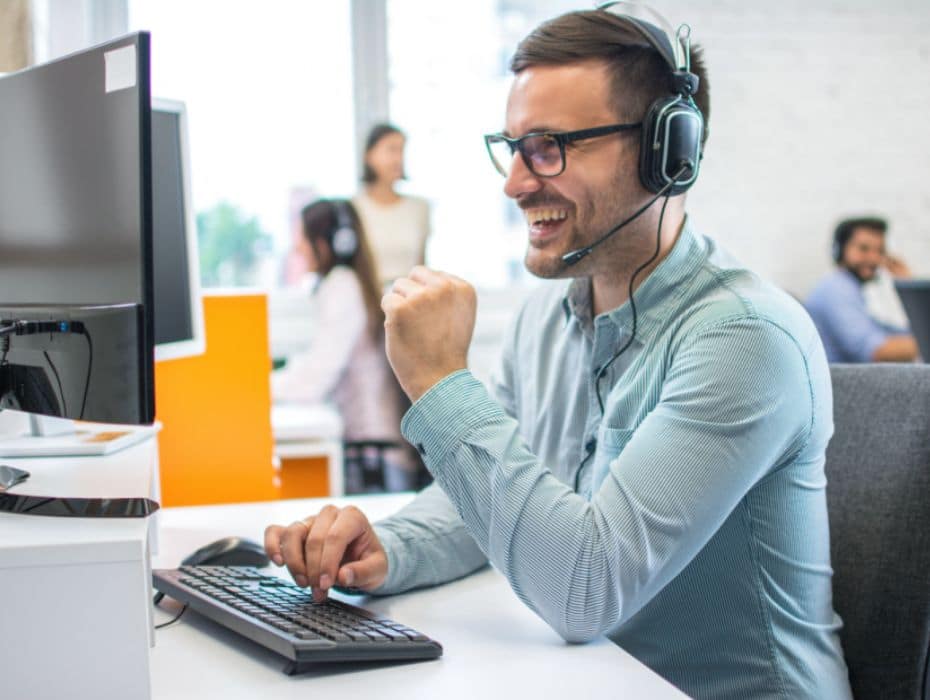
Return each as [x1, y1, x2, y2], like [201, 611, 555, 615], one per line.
[378, 628, 410, 642]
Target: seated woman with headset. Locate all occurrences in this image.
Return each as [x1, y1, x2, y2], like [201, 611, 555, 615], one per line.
[272, 199, 417, 492]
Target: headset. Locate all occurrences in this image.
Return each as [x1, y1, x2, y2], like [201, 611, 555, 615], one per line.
[599, 1, 705, 196]
[561, 3, 704, 266]
[328, 199, 359, 263]
[831, 229, 847, 265]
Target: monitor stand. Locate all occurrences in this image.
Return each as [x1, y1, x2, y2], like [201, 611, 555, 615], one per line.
[0, 410, 158, 457]
[30, 414, 75, 436]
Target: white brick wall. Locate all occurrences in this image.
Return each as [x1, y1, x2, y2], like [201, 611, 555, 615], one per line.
[654, 0, 930, 295]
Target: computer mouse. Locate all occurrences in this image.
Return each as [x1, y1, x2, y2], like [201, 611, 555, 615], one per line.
[181, 536, 271, 568]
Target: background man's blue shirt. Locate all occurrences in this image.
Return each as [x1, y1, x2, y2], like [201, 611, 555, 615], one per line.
[806, 268, 908, 362]
[373, 222, 851, 699]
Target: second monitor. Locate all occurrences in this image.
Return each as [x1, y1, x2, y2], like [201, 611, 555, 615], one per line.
[895, 279, 930, 363]
[151, 99, 205, 362]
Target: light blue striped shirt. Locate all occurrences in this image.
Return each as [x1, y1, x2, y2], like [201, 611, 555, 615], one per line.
[373, 222, 852, 699]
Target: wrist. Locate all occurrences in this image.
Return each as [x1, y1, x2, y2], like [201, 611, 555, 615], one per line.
[404, 368, 462, 403]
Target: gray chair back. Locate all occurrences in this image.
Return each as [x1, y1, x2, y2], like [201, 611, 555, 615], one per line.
[826, 364, 930, 699]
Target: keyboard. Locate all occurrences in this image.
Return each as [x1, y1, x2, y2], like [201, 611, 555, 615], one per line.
[153, 566, 442, 672]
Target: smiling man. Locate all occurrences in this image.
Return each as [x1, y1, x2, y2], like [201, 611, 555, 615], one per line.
[265, 6, 852, 698]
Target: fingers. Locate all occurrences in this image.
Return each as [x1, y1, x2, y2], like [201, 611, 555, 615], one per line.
[383, 268, 470, 314]
[263, 524, 285, 566]
[317, 506, 369, 591]
[407, 266, 469, 289]
[304, 505, 340, 600]
[277, 518, 312, 586]
[390, 277, 420, 298]
[407, 265, 439, 285]
[338, 552, 388, 590]
[264, 520, 312, 570]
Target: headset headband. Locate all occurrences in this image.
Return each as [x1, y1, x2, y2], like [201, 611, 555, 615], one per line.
[594, 1, 704, 195]
[597, 2, 698, 97]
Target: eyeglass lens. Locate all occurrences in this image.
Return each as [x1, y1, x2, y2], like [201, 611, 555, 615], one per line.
[489, 134, 563, 177]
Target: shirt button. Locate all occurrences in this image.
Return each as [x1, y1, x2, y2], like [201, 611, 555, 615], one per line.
[585, 438, 597, 453]
[416, 443, 427, 456]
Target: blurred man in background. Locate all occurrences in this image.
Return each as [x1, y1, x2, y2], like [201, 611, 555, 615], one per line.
[806, 216, 918, 362]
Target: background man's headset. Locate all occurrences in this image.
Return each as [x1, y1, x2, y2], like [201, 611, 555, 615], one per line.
[328, 199, 359, 264]
[832, 228, 849, 265]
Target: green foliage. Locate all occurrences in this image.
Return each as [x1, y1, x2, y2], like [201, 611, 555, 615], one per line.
[196, 202, 272, 287]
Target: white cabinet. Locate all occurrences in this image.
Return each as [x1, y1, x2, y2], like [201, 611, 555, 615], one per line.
[0, 438, 159, 700]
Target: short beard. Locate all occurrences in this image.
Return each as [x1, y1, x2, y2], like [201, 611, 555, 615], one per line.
[524, 170, 635, 280]
[844, 263, 876, 284]
[524, 225, 585, 279]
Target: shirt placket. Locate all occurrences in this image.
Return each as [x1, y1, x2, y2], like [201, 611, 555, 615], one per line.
[574, 317, 622, 499]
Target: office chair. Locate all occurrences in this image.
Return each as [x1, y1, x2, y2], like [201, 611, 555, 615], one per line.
[825, 364, 930, 700]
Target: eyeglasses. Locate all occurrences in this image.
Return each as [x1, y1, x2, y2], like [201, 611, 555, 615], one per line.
[484, 122, 642, 178]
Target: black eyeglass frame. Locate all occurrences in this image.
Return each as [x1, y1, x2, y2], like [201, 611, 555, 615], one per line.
[484, 122, 642, 178]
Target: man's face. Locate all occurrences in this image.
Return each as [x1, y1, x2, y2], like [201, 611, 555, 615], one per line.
[841, 227, 885, 282]
[501, 60, 642, 278]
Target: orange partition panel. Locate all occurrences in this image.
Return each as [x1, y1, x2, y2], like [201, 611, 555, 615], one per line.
[154, 292, 278, 506]
[278, 456, 330, 499]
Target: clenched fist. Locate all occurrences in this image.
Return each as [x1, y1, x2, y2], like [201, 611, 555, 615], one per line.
[381, 266, 477, 402]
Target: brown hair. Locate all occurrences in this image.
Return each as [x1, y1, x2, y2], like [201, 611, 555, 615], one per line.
[510, 9, 710, 147]
[301, 199, 384, 340]
[361, 123, 406, 184]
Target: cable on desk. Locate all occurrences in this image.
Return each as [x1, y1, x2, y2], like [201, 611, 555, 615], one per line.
[155, 602, 188, 630]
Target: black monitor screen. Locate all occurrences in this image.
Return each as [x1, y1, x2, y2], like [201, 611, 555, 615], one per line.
[895, 280, 930, 363]
[0, 34, 154, 424]
[0, 39, 149, 306]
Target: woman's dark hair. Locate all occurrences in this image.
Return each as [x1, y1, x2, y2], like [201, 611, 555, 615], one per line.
[361, 123, 406, 184]
[301, 199, 384, 339]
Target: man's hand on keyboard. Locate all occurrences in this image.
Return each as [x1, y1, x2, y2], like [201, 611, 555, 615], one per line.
[264, 505, 388, 602]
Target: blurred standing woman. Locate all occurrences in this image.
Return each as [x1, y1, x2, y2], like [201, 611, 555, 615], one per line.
[272, 199, 415, 491]
[353, 123, 431, 287]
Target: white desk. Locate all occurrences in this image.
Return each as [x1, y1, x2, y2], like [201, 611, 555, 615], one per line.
[151, 495, 687, 699]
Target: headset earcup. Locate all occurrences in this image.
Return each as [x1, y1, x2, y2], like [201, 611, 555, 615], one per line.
[331, 226, 358, 261]
[639, 98, 668, 195]
[639, 96, 703, 196]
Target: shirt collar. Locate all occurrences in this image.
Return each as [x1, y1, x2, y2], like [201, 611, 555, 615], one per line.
[561, 217, 706, 341]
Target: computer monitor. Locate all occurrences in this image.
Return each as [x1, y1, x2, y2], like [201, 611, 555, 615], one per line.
[151, 99, 205, 361]
[0, 33, 155, 425]
[894, 279, 930, 363]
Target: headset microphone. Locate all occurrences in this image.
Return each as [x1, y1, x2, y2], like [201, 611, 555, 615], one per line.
[561, 160, 692, 267]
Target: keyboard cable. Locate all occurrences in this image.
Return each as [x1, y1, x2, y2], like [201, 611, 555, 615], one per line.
[155, 599, 189, 630]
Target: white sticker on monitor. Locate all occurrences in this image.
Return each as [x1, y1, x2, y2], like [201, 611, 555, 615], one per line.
[104, 45, 136, 93]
